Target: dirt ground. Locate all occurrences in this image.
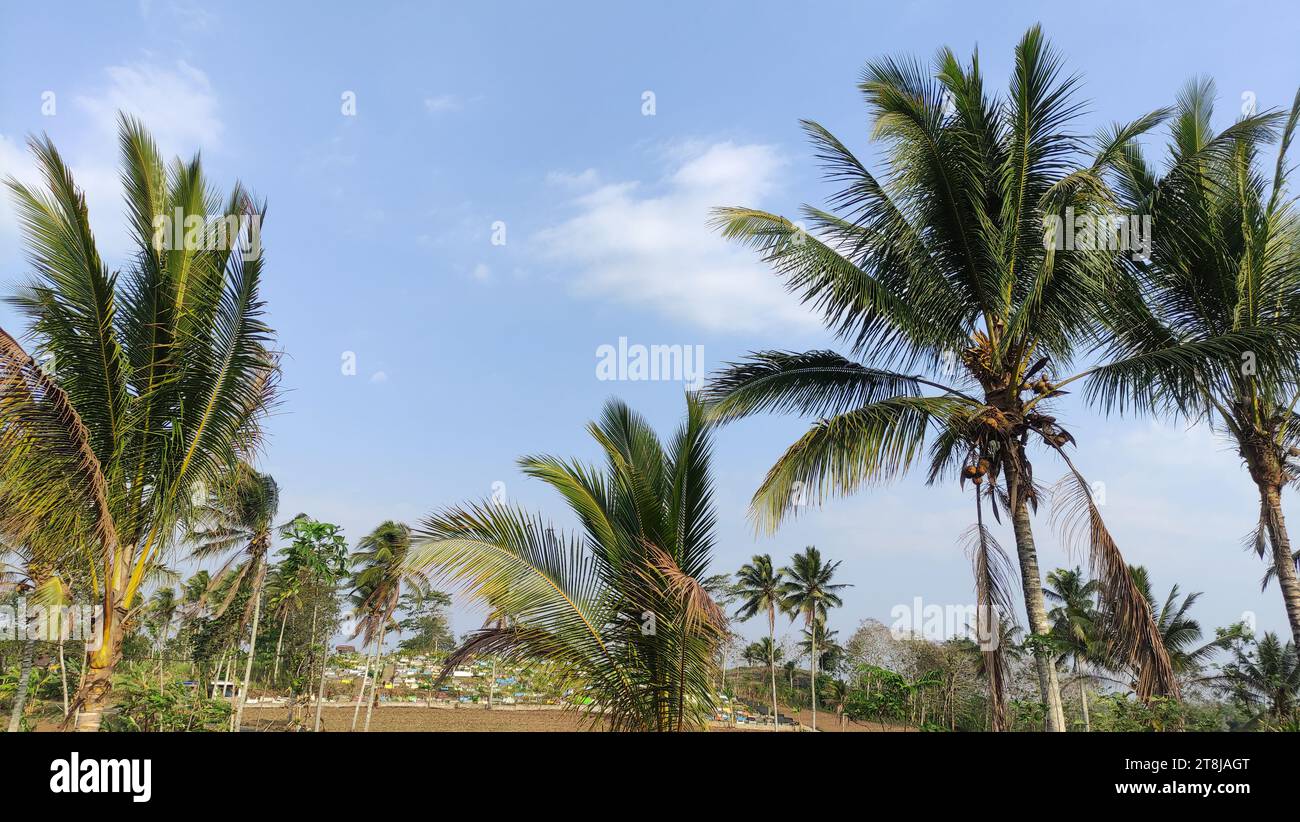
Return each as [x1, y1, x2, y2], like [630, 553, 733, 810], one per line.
[241, 704, 600, 732]
[240, 704, 912, 732]
[783, 708, 916, 732]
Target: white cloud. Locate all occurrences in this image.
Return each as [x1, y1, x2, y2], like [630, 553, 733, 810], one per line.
[75, 60, 222, 157]
[472, 262, 492, 282]
[424, 94, 463, 114]
[369, 371, 389, 384]
[534, 141, 818, 333]
[0, 59, 225, 263]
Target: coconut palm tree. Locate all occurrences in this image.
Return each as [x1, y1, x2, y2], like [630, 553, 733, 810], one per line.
[799, 618, 844, 675]
[703, 26, 1179, 728]
[0, 116, 279, 729]
[347, 521, 428, 732]
[406, 397, 727, 731]
[779, 546, 847, 730]
[146, 586, 180, 692]
[187, 462, 280, 730]
[0, 537, 79, 731]
[1090, 82, 1300, 648]
[1046, 567, 1101, 730]
[1221, 632, 1300, 725]
[733, 554, 785, 730]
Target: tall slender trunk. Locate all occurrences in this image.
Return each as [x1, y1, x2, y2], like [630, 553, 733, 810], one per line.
[6, 638, 36, 732]
[157, 616, 170, 694]
[272, 610, 288, 686]
[310, 602, 326, 732]
[1261, 484, 1300, 648]
[1008, 475, 1066, 732]
[488, 659, 496, 709]
[350, 638, 375, 731]
[233, 555, 267, 732]
[808, 614, 817, 732]
[363, 627, 385, 732]
[58, 641, 69, 717]
[768, 606, 779, 731]
[1078, 663, 1091, 733]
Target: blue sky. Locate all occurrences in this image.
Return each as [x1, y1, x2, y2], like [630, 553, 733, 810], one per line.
[2, 0, 1300, 651]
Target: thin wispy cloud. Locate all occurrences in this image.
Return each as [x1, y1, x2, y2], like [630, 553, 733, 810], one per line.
[535, 141, 818, 334]
[424, 94, 463, 114]
[76, 59, 222, 154]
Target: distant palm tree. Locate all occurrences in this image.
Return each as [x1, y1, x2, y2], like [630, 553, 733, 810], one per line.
[147, 587, 180, 692]
[1046, 567, 1101, 730]
[407, 397, 727, 731]
[779, 546, 847, 730]
[733, 554, 785, 731]
[0, 117, 279, 730]
[1222, 632, 1300, 725]
[188, 462, 280, 731]
[1090, 82, 1300, 648]
[348, 521, 428, 732]
[703, 26, 1180, 728]
[799, 618, 843, 675]
[1128, 566, 1238, 685]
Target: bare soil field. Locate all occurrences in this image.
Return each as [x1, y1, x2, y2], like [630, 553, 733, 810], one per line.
[240, 705, 911, 732]
[784, 709, 917, 732]
[241, 705, 599, 732]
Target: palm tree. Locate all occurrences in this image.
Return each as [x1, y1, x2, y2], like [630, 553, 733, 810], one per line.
[1, 537, 79, 730]
[1046, 567, 1101, 730]
[147, 586, 180, 692]
[1091, 82, 1300, 648]
[779, 546, 847, 730]
[1221, 632, 1300, 725]
[733, 554, 785, 730]
[187, 462, 280, 730]
[799, 618, 843, 675]
[703, 27, 1178, 728]
[348, 521, 428, 732]
[0, 116, 279, 729]
[406, 397, 727, 731]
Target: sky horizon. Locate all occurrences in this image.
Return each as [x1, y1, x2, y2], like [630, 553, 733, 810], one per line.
[3, 1, 1300, 655]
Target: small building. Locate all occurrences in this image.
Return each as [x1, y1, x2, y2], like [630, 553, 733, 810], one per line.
[336, 644, 358, 654]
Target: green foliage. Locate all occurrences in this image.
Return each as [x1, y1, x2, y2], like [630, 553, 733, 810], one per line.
[1089, 694, 1234, 732]
[409, 397, 727, 731]
[101, 669, 231, 732]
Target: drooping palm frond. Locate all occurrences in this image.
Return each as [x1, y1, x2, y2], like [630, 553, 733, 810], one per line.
[1049, 458, 1178, 699]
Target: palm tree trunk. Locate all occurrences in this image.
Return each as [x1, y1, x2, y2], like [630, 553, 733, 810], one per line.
[1261, 484, 1300, 648]
[809, 616, 817, 732]
[233, 557, 267, 731]
[6, 638, 36, 732]
[363, 627, 385, 732]
[70, 604, 125, 731]
[1079, 666, 1091, 733]
[272, 610, 288, 686]
[1008, 478, 1067, 732]
[768, 607, 779, 732]
[350, 641, 374, 731]
[58, 640, 69, 717]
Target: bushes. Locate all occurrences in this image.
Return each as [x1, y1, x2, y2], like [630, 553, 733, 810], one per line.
[101, 671, 231, 732]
